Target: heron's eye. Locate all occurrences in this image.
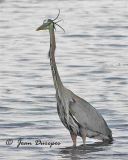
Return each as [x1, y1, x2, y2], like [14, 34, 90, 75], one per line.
[43, 19, 48, 24]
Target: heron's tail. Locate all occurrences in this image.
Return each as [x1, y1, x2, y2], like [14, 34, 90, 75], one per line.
[108, 135, 113, 142]
[103, 135, 113, 143]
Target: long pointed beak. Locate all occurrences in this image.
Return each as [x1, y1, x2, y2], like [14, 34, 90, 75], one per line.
[36, 24, 45, 31]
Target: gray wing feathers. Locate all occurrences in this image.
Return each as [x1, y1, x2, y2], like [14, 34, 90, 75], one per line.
[69, 93, 112, 137]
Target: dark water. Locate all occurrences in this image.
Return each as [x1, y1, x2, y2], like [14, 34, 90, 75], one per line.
[0, 0, 128, 159]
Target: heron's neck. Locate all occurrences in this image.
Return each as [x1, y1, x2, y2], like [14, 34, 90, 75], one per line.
[49, 27, 63, 92]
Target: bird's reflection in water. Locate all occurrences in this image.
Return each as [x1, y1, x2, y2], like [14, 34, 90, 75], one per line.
[59, 142, 112, 160]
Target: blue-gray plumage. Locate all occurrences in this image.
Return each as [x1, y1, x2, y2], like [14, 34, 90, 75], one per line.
[36, 11, 113, 146]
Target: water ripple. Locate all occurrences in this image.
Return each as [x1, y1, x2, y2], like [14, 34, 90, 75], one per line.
[0, 0, 128, 159]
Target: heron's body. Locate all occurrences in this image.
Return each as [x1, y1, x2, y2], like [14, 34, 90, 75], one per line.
[37, 15, 113, 146]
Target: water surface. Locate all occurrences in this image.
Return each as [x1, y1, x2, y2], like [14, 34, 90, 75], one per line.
[0, 0, 128, 159]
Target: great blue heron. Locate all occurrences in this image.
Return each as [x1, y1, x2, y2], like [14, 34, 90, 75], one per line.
[36, 11, 113, 147]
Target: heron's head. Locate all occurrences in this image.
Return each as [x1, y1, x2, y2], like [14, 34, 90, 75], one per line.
[36, 19, 54, 31]
[36, 10, 65, 32]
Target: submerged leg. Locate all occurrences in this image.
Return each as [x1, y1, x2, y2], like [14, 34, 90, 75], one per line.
[70, 133, 77, 147]
[81, 128, 87, 145]
[82, 135, 86, 145]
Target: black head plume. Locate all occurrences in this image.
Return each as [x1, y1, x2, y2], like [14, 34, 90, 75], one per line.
[52, 9, 65, 33]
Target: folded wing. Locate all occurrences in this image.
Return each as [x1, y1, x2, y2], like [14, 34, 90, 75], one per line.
[69, 92, 112, 139]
